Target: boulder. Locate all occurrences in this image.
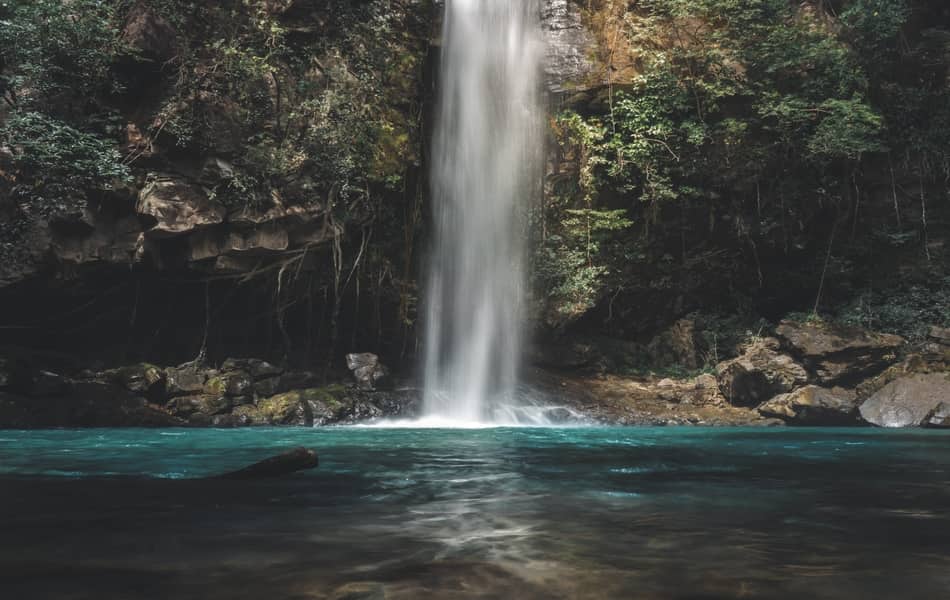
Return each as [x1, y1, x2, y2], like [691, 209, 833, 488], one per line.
[859, 373, 950, 428]
[232, 404, 265, 426]
[256, 391, 313, 426]
[221, 358, 283, 380]
[167, 394, 231, 418]
[775, 320, 904, 385]
[758, 386, 860, 425]
[165, 365, 209, 397]
[345, 353, 390, 391]
[204, 371, 252, 397]
[136, 174, 226, 238]
[358, 388, 422, 421]
[716, 338, 808, 406]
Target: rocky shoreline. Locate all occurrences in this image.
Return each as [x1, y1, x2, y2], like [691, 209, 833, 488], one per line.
[1, 321, 948, 430]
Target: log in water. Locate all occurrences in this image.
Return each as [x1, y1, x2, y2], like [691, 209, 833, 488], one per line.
[216, 447, 318, 480]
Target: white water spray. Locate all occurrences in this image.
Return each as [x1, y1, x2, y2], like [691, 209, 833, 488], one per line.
[423, 0, 544, 423]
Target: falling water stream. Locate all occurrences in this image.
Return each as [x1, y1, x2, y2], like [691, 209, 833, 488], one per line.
[423, 0, 544, 423]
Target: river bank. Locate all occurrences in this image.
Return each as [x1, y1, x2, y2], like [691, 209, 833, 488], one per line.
[2, 320, 947, 429]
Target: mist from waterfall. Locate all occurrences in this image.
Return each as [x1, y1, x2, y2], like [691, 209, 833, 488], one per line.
[422, 0, 544, 423]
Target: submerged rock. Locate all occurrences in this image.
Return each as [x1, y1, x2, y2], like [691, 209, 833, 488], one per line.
[775, 320, 903, 385]
[758, 385, 860, 425]
[859, 373, 950, 428]
[716, 338, 808, 406]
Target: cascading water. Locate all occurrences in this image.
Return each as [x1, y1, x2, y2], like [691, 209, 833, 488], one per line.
[422, 0, 544, 423]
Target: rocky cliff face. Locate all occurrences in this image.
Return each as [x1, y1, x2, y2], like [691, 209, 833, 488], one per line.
[542, 0, 598, 95]
[0, 1, 435, 371]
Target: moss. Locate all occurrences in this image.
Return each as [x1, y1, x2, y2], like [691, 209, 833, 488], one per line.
[204, 375, 227, 396]
[257, 392, 306, 424]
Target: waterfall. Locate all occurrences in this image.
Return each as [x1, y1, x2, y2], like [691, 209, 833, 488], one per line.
[423, 0, 543, 423]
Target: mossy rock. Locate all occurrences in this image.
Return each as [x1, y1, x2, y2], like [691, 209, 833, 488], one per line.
[257, 385, 351, 426]
[233, 404, 264, 425]
[168, 394, 231, 417]
[204, 375, 228, 396]
[257, 392, 310, 426]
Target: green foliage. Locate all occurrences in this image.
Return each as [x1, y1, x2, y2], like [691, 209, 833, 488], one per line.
[838, 276, 950, 341]
[144, 0, 425, 214]
[535, 0, 948, 335]
[0, 111, 130, 220]
[0, 0, 124, 115]
[806, 98, 885, 160]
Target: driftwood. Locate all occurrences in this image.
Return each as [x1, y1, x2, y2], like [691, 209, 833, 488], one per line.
[216, 447, 318, 480]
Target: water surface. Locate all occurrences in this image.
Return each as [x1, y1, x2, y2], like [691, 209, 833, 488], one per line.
[1, 427, 948, 599]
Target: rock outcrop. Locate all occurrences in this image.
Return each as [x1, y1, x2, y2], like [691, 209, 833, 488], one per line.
[0, 355, 421, 429]
[775, 320, 904, 385]
[758, 385, 860, 425]
[716, 338, 808, 406]
[542, 0, 597, 94]
[346, 353, 390, 391]
[858, 373, 950, 428]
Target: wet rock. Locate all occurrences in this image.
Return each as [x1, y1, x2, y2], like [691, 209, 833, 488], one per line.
[232, 404, 264, 425]
[360, 388, 423, 420]
[136, 174, 226, 238]
[775, 320, 904, 385]
[716, 338, 808, 406]
[168, 394, 231, 418]
[211, 413, 247, 428]
[859, 373, 950, 428]
[217, 447, 318, 480]
[758, 386, 860, 425]
[928, 402, 950, 428]
[256, 391, 313, 426]
[204, 371, 252, 397]
[346, 353, 390, 391]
